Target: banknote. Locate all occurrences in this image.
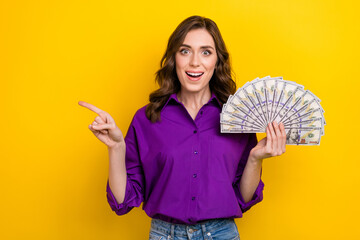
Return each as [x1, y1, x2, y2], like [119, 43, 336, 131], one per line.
[220, 111, 262, 127]
[238, 83, 267, 126]
[283, 117, 323, 130]
[281, 91, 319, 122]
[252, 80, 269, 123]
[221, 122, 264, 133]
[227, 95, 265, 128]
[232, 89, 266, 128]
[220, 76, 325, 145]
[272, 83, 304, 123]
[221, 104, 263, 129]
[284, 127, 322, 145]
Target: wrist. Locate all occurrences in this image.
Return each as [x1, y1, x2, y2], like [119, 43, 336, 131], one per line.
[248, 151, 264, 165]
[108, 141, 126, 151]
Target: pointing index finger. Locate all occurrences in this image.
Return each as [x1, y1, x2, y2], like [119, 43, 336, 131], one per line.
[78, 101, 104, 114]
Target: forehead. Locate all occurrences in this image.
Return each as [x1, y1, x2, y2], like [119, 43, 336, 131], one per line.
[182, 28, 215, 48]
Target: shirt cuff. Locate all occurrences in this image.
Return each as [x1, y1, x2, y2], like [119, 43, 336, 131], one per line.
[238, 179, 264, 213]
[106, 179, 133, 215]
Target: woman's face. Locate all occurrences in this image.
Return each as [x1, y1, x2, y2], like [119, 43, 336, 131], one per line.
[175, 28, 217, 94]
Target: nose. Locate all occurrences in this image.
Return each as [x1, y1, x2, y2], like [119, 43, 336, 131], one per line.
[189, 53, 200, 67]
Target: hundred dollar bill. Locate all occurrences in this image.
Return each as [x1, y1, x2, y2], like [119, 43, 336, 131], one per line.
[220, 122, 263, 133]
[282, 98, 325, 127]
[252, 76, 286, 122]
[222, 122, 323, 146]
[269, 79, 285, 122]
[220, 111, 264, 130]
[220, 104, 262, 128]
[285, 127, 321, 145]
[279, 90, 318, 123]
[220, 76, 325, 145]
[220, 120, 264, 132]
[284, 117, 323, 129]
[280, 91, 318, 121]
[251, 76, 272, 121]
[233, 88, 266, 128]
[226, 95, 265, 128]
[263, 77, 282, 122]
[283, 107, 323, 125]
[277, 87, 307, 123]
[272, 81, 304, 123]
[239, 82, 267, 126]
[282, 108, 325, 136]
[251, 80, 269, 124]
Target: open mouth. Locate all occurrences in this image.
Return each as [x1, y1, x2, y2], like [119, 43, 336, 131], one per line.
[185, 71, 204, 77]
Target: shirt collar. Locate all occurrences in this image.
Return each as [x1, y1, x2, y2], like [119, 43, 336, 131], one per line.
[162, 91, 222, 111]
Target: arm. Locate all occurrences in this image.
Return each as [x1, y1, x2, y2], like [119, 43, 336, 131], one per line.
[106, 117, 145, 215]
[239, 156, 263, 203]
[233, 133, 264, 212]
[108, 142, 127, 204]
[77, 100, 144, 215]
[239, 121, 286, 205]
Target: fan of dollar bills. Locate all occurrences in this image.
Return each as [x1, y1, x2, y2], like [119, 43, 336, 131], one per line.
[220, 76, 325, 145]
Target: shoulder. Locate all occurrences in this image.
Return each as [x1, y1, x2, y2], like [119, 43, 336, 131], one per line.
[124, 104, 150, 140]
[134, 104, 148, 118]
[130, 104, 151, 127]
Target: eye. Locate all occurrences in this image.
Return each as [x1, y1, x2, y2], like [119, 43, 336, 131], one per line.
[180, 48, 190, 54]
[202, 50, 211, 56]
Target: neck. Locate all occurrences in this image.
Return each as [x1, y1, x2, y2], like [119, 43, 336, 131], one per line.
[177, 87, 212, 110]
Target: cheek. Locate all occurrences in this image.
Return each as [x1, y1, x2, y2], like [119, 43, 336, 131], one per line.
[175, 58, 186, 81]
[175, 55, 186, 69]
[205, 57, 217, 70]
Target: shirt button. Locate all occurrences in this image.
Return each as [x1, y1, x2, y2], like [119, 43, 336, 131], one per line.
[193, 130, 197, 134]
[200, 111, 203, 115]
[192, 197, 196, 200]
[194, 151, 198, 154]
[193, 174, 197, 178]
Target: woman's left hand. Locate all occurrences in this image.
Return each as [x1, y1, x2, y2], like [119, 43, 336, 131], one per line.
[249, 121, 286, 162]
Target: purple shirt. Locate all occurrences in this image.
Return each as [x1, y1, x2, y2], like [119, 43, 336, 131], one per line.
[106, 92, 264, 224]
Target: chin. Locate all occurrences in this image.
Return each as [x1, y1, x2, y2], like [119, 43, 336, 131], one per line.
[180, 83, 209, 93]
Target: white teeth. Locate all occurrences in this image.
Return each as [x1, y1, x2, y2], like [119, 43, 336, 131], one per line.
[186, 72, 203, 77]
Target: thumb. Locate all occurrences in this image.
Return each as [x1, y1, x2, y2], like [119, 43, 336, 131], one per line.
[92, 123, 112, 131]
[257, 137, 267, 147]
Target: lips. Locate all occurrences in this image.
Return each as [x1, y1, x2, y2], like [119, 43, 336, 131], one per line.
[185, 71, 204, 78]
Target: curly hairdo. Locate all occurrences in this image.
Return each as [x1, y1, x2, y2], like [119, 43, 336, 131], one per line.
[145, 15, 236, 123]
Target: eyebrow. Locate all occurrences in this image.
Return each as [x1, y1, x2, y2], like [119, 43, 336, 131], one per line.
[180, 44, 215, 50]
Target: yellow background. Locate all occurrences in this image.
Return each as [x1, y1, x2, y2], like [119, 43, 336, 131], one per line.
[1, 0, 359, 239]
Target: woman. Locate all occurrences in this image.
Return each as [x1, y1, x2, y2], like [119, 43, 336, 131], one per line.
[79, 15, 286, 240]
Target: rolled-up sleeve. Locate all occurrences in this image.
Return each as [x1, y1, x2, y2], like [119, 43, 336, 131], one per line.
[233, 133, 265, 213]
[106, 115, 145, 215]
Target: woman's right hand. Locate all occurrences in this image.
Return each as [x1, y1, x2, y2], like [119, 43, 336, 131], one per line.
[78, 101, 125, 149]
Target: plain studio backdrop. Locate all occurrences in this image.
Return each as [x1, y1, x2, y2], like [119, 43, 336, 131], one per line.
[1, 0, 359, 239]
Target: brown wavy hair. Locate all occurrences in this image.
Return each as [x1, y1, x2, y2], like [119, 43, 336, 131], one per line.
[146, 15, 237, 123]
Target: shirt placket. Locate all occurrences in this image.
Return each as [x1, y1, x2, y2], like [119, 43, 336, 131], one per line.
[187, 107, 205, 223]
